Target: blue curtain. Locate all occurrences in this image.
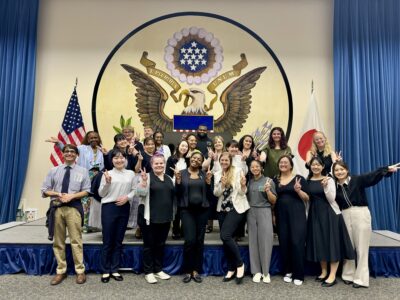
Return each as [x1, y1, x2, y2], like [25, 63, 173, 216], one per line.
[0, 0, 39, 223]
[334, 0, 400, 232]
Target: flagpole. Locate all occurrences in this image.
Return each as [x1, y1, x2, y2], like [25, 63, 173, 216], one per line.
[75, 77, 78, 91]
[311, 80, 314, 94]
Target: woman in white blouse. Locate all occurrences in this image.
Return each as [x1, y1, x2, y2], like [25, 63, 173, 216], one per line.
[98, 149, 135, 283]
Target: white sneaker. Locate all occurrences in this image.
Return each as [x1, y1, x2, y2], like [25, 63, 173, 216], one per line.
[252, 273, 262, 283]
[263, 273, 271, 283]
[145, 273, 158, 284]
[293, 279, 303, 286]
[154, 271, 171, 280]
[283, 273, 292, 283]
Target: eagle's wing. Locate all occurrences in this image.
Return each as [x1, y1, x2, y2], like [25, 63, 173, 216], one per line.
[214, 67, 267, 136]
[121, 64, 173, 132]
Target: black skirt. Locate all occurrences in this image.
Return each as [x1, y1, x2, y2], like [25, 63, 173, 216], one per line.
[306, 180, 355, 262]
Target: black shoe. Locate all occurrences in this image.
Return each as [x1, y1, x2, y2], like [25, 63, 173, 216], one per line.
[222, 271, 236, 282]
[110, 273, 123, 281]
[192, 273, 202, 283]
[182, 274, 192, 283]
[342, 279, 353, 285]
[101, 275, 110, 283]
[321, 279, 337, 287]
[236, 275, 244, 284]
[315, 276, 327, 282]
[353, 283, 368, 288]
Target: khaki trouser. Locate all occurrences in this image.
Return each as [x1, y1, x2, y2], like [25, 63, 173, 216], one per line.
[53, 206, 85, 274]
[341, 206, 371, 287]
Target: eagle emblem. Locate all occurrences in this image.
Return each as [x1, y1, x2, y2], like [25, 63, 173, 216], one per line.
[121, 27, 266, 136]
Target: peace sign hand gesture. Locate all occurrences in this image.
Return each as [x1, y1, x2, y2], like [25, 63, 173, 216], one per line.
[221, 172, 227, 188]
[104, 170, 112, 184]
[140, 168, 147, 187]
[264, 178, 272, 193]
[173, 165, 182, 184]
[294, 176, 302, 193]
[240, 171, 246, 187]
[335, 150, 342, 161]
[206, 165, 213, 184]
[321, 176, 329, 187]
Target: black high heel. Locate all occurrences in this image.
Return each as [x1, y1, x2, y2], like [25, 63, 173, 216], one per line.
[222, 271, 236, 282]
[235, 264, 245, 284]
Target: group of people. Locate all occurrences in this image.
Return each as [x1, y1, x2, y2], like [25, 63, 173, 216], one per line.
[41, 125, 399, 288]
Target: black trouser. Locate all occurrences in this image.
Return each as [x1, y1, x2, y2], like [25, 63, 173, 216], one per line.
[276, 201, 307, 281]
[172, 207, 182, 236]
[138, 205, 170, 274]
[101, 202, 130, 274]
[181, 206, 209, 273]
[218, 208, 246, 272]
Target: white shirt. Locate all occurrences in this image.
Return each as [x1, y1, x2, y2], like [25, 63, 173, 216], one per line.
[98, 169, 136, 204]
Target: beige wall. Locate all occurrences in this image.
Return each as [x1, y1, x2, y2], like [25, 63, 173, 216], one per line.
[22, 0, 334, 217]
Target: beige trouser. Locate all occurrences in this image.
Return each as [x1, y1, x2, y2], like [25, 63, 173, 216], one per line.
[53, 206, 85, 274]
[341, 206, 371, 287]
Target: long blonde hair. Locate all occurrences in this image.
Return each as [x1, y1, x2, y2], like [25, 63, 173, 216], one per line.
[310, 131, 332, 157]
[219, 152, 235, 188]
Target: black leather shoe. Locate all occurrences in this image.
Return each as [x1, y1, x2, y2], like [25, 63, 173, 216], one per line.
[110, 273, 124, 281]
[353, 283, 368, 288]
[321, 279, 337, 287]
[236, 275, 244, 284]
[182, 274, 192, 283]
[192, 273, 202, 283]
[315, 276, 327, 282]
[342, 279, 353, 285]
[222, 271, 236, 282]
[101, 275, 110, 283]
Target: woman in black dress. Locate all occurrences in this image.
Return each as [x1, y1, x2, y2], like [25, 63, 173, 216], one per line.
[166, 140, 190, 240]
[306, 157, 354, 287]
[137, 154, 175, 284]
[175, 151, 212, 283]
[274, 155, 309, 286]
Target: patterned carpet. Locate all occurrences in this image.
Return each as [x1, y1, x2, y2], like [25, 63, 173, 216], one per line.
[0, 274, 398, 300]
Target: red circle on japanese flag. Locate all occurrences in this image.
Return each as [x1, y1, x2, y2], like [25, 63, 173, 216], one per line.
[298, 129, 317, 161]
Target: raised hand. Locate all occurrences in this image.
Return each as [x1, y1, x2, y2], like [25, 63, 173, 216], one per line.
[98, 145, 108, 154]
[388, 162, 400, 173]
[45, 136, 59, 143]
[294, 176, 302, 193]
[137, 152, 143, 161]
[240, 171, 246, 187]
[221, 172, 227, 187]
[134, 132, 141, 142]
[140, 168, 147, 187]
[335, 150, 342, 161]
[321, 176, 329, 187]
[207, 147, 215, 160]
[104, 170, 112, 184]
[264, 178, 272, 193]
[206, 165, 213, 184]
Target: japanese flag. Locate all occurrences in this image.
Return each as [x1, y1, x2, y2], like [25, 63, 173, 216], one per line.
[293, 90, 325, 176]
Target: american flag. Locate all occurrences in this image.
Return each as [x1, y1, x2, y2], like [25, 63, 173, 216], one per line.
[50, 88, 86, 166]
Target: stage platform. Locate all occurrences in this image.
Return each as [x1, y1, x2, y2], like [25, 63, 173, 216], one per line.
[1, 218, 399, 276]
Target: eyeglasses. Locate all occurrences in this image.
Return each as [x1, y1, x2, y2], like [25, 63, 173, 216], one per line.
[64, 150, 77, 154]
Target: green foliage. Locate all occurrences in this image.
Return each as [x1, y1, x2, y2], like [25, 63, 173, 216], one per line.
[113, 115, 133, 133]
